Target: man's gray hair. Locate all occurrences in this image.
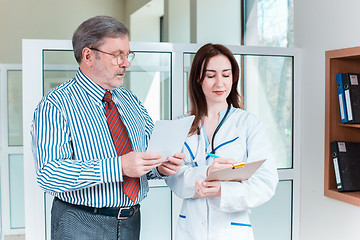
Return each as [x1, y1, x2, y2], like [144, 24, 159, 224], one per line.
[72, 15, 129, 64]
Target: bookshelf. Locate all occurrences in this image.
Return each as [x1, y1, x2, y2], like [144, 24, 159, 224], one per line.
[325, 46, 360, 206]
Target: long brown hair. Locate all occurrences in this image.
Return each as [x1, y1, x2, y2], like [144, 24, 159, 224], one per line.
[188, 43, 242, 135]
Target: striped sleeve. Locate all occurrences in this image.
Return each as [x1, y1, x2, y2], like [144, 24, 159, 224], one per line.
[31, 99, 104, 193]
[101, 156, 123, 183]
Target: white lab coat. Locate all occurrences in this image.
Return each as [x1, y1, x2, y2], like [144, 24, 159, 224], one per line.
[165, 107, 279, 240]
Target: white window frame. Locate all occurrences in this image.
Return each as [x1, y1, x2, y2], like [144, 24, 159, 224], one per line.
[0, 64, 25, 237]
[22, 39, 301, 240]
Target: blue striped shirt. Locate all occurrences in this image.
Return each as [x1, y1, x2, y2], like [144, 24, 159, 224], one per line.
[31, 69, 162, 207]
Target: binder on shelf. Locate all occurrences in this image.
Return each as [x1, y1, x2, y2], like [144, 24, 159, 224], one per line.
[336, 73, 348, 123]
[341, 73, 360, 123]
[331, 141, 360, 192]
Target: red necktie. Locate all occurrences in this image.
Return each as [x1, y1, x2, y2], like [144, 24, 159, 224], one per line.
[103, 91, 140, 203]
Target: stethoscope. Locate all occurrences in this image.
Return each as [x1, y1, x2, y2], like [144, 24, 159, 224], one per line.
[210, 104, 231, 155]
[185, 104, 231, 166]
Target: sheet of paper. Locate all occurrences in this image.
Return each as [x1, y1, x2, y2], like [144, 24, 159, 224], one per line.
[147, 115, 195, 161]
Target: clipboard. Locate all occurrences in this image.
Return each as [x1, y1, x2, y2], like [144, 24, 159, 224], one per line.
[206, 159, 266, 181]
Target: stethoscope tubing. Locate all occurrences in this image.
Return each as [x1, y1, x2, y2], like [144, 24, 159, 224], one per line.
[210, 104, 231, 154]
[185, 104, 231, 166]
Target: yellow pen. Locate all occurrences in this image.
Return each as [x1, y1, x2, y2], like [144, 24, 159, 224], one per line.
[233, 162, 245, 169]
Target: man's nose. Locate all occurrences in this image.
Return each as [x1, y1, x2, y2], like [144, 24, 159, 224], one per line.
[119, 58, 130, 68]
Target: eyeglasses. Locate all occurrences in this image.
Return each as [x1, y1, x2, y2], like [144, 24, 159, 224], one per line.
[89, 48, 135, 65]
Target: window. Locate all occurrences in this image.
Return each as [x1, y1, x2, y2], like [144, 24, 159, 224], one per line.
[244, 0, 294, 47]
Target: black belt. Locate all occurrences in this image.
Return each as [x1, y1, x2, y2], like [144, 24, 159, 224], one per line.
[56, 198, 140, 220]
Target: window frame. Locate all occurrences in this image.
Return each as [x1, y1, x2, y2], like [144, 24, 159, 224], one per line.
[21, 40, 301, 240]
[0, 64, 25, 236]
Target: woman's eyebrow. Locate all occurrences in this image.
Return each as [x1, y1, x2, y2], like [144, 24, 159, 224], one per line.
[205, 68, 231, 72]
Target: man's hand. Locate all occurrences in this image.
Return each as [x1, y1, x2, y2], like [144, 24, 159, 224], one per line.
[157, 152, 185, 176]
[195, 179, 221, 198]
[121, 152, 163, 177]
[207, 158, 236, 176]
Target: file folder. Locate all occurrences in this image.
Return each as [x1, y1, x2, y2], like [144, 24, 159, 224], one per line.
[336, 73, 348, 123]
[331, 141, 360, 192]
[342, 73, 360, 123]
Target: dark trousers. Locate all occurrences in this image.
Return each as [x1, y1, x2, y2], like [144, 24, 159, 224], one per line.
[51, 198, 140, 240]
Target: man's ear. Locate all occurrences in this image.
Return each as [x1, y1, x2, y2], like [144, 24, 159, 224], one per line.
[81, 47, 94, 67]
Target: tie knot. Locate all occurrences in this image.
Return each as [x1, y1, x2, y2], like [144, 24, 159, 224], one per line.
[103, 91, 112, 103]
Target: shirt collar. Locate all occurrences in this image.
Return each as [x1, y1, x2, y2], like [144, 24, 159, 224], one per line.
[75, 68, 106, 103]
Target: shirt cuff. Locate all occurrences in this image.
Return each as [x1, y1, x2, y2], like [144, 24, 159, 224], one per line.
[100, 156, 123, 183]
[148, 167, 168, 179]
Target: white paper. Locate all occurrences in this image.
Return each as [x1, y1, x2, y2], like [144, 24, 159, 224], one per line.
[350, 74, 359, 85]
[338, 142, 347, 152]
[147, 115, 195, 161]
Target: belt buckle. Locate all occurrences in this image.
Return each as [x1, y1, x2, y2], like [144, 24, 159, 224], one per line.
[117, 206, 131, 220]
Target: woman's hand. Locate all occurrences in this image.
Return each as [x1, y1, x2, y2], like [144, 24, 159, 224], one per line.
[207, 157, 236, 176]
[194, 158, 236, 198]
[157, 152, 185, 176]
[195, 179, 221, 198]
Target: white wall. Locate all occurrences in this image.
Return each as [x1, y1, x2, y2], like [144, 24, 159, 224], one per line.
[196, 0, 241, 45]
[0, 0, 125, 64]
[124, 0, 150, 27]
[295, 1, 360, 239]
[165, 0, 190, 43]
[130, 0, 162, 42]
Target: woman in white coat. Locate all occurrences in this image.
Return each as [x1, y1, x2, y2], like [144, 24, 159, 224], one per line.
[165, 43, 279, 240]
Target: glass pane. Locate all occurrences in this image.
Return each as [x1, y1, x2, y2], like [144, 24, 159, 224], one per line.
[244, 55, 293, 168]
[130, 0, 294, 46]
[8, 70, 23, 146]
[125, 52, 171, 121]
[43, 50, 171, 121]
[250, 180, 292, 240]
[0, 171, 2, 236]
[140, 186, 171, 240]
[43, 70, 77, 95]
[183, 53, 193, 113]
[43, 50, 78, 95]
[183, 53, 242, 113]
[44, 193, 54, 240]
[130, 0, 241, 45]
[9, 154, 25, 229]
[244, 0, 294, 47]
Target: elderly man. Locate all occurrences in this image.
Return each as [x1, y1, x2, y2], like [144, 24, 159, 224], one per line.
[31, 15, 184, 240]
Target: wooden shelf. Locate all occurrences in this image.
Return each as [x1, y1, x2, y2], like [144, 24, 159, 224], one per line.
[325, 46, 360, 207]
[324, 189, 360, 207]
[339, 123, 360, 128]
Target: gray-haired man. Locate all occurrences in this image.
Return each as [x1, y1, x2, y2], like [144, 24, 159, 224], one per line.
[31, 15, 184, 240]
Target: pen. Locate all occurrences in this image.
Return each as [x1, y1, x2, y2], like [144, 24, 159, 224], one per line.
[207, 152, 220, 158]
[207, 153, 245, 168]
[233, 162, 245, 169]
